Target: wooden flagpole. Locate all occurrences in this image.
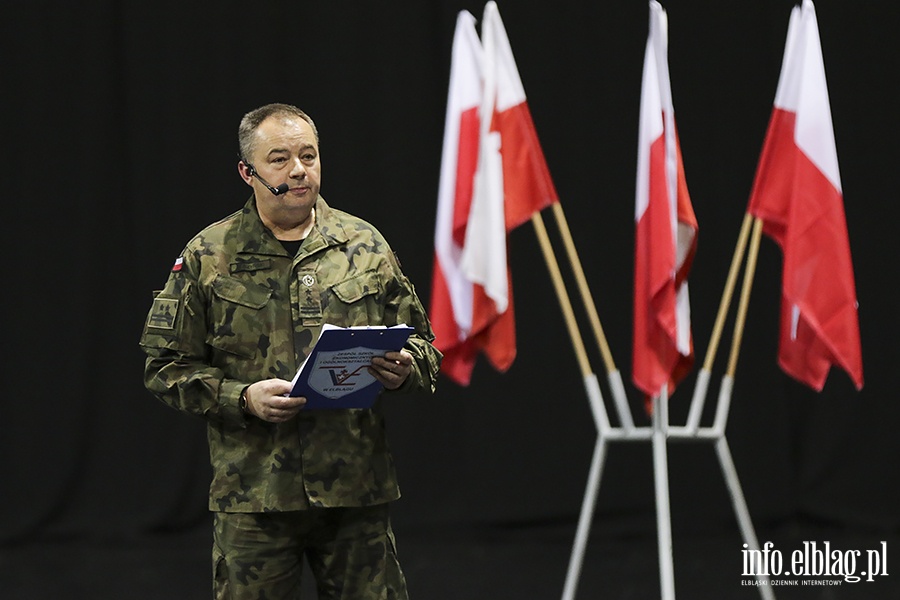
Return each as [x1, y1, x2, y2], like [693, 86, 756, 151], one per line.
[550, 203, 615, 373]
[686, 212, 753, 431]
[725, 217, 764, 379]
[530, 211, 592, 381]
[710, 216, 764, 435]
[529, 211, 610, 431]
[551, 203, 634, 430]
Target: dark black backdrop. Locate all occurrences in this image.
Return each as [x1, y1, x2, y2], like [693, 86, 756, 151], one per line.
[2, 0, 897, 559]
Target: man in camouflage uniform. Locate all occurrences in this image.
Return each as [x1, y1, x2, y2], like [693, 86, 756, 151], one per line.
[140, 103, 441, 599]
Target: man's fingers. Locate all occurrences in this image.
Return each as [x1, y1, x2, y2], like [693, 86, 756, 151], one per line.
[273, 395, 306, 409]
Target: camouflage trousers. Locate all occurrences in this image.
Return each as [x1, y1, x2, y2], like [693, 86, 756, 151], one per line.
[212, 503, 408, 600]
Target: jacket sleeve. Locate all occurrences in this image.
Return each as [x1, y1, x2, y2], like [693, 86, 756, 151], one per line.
[139, 251, 248, 427]
[380, 251, 443, 396]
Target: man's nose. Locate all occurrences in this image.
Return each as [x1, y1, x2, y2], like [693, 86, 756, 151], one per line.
[289, 157, 307, 178]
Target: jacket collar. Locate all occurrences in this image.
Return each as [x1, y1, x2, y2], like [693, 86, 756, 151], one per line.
[236, 195, 348, 257]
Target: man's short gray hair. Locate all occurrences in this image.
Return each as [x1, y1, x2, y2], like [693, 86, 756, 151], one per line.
[238, 103, 319, 163]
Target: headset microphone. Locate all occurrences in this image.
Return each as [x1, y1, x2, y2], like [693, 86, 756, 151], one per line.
[269, 181, 290, 196]
[245, 163, 289, 196]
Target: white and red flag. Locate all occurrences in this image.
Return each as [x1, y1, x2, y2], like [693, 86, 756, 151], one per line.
[430, 2, 559, 386]
[430, 10, 486, 386]
[632, 1, 698, 401]
[747, 0, 863, 390]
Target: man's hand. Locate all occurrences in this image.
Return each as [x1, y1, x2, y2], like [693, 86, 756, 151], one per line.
[369, 350, 414, 390]
[243, 379, 306, 422]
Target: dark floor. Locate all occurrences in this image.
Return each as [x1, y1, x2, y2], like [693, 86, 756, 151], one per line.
[1, 519, 897, 599]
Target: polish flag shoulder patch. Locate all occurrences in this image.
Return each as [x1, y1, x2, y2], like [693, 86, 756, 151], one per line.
[171, 257, 184, 272]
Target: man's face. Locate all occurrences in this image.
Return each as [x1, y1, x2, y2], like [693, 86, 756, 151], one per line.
[243, 115, 321, 218]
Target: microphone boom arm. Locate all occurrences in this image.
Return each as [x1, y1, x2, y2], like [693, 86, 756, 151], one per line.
[244, 161, 289, 196]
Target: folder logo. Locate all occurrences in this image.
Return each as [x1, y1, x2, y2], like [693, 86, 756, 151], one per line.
[307, 347, 377, 399]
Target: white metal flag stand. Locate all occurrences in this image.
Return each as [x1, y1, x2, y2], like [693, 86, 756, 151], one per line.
[560, 374, 775, 600]
[531, 206, 776, 599]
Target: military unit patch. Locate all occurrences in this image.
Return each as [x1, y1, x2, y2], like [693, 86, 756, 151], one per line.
[147, 297, 178, 330]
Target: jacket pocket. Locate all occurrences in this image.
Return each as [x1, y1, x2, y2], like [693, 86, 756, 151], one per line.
[327, 271, 384, 326]
[207, 275, 273, 358]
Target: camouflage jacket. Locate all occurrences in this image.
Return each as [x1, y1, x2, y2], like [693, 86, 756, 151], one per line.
[140, 196, 441, 512]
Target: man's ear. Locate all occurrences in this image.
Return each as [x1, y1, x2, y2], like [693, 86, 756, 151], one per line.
[237, 160, 254, 186]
